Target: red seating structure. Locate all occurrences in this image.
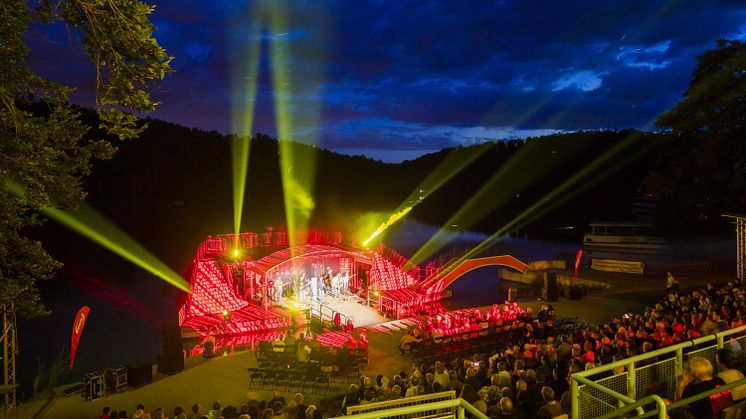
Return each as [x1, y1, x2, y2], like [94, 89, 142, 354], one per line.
[179, 230, 531, 334]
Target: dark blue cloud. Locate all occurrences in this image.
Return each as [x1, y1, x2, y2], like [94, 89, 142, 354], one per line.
[23, 0, 746, 160]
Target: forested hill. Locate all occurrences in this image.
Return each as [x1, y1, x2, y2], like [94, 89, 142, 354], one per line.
[27, 101, 741, 272]
[76, 109, 665, 250]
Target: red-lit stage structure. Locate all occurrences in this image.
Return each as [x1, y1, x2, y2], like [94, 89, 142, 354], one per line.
[179, 230, 529, 338]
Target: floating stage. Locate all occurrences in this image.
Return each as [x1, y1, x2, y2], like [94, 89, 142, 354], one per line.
[179, 230, 529, 347]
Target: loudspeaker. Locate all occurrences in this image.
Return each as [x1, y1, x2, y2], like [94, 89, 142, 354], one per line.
[158, 326, 184, 375]
[125, 361, 152, 387]
[542, 272, 558, 302]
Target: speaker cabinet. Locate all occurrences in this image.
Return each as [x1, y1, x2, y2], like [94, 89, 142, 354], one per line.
[158, 326, 184, 375]
[125, 361, 152, 387]
[542, 272, 559, 302]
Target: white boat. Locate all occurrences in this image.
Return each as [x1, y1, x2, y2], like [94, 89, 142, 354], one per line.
[582, 222, 671, 256]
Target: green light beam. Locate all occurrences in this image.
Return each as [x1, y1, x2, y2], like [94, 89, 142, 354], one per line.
[441, 132, 659, 275]
[267, 0, 326, 252]
[6, 180, 190, 293]
[361, 143, 493, 246]
[230, 18, 261, 238]
[409, 137, 589, 266]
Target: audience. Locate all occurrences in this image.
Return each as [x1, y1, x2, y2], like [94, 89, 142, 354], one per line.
[96, 280, 746, 419]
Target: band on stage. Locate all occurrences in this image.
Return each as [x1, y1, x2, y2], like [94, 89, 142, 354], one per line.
[268, 266, 354, 306]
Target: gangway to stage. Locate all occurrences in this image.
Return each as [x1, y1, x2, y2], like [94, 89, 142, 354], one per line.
[309, 293, 389, 328]
[420, 255, 529, 293]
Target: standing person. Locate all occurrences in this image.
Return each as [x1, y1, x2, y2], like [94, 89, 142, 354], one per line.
[667, 272, 679, 294]
[274, 278, 284, 303]
[310, 275, 318, 302]
[332, 273, 341, 298]
[342, 271, 350, 296]
[298, 272, 307, 303]
[318, 275, 326, 304]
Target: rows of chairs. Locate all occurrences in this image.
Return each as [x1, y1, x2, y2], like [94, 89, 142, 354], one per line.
[248, 364, 331, 394]
[401, 325, 519, 362]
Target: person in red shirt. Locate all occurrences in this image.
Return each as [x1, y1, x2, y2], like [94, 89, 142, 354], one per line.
[100, 407, 111, 419]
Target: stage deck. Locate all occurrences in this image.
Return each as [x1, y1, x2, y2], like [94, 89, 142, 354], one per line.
[316, 294, 390, 327]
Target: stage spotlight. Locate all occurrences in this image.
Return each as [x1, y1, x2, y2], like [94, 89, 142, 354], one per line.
[435, 131, 660, 271]
[410, 138, 587, 266]
[232, 249, 240, 258]
[266, 0, 327, 247]
[5, 179, 190, 293]
[362, 144, 492, 246]
[363, 205, 413, 246]
[292, 302, 300, 309]
[373, 291, 380, 297]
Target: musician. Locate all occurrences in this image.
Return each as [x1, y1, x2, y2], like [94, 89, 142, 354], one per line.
[332, 273, 342, 297]
[273, 276, 283, 302]
[323, 267, 332, 294]
[299, 272, 307, 302]
[342, 271, 350, 295]
[318, 275, 327, 303]
[310, 275, 318, 301]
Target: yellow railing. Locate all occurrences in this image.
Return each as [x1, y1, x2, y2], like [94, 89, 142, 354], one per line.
[342, 397, 487, 419]
[347, 390, 456, 416]
[571, 324, 746, 418]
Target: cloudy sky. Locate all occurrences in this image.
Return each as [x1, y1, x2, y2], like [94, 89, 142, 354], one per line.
[26, 0, 746, 161]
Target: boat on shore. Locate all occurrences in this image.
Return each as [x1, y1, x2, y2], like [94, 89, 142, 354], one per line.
[582, 222, 671, 274]
[583, 222, 671, 256]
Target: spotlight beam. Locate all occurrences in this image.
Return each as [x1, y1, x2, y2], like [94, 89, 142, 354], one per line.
[6, 180, 190, 293]
[409, 137, 588, 266]
[362, 143, 492, 246]
[268, 1, 317, 249]
[230, 21, 261, 238]
[436, 132, 659, 278]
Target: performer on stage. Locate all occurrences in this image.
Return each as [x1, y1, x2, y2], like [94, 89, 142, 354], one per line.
[273, 276, 283, 303]
[310, 274, 318, 301]
[342, 271, 350, 295]
[318, 274, 326, 303]
[332, 272, 341, 297]
[299, 272, 307, 302]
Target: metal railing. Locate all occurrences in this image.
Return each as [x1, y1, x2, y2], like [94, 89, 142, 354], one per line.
[310, 301, 355, 328]
[347, 390, 456, 416]
[571, 324, 746, 418]
[341, 397, 488, 419]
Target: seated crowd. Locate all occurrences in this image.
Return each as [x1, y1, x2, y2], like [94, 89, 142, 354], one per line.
[399, 303, 551, 352]
[380, 280, 746, 418]
[100, 280, 746, 419]
[98, 391, 322, 419]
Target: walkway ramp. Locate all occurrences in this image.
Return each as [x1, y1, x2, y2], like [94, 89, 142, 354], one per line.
[420, 255, 529, 293]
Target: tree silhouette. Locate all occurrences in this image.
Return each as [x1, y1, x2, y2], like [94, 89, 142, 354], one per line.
[646, 40, 746, 233]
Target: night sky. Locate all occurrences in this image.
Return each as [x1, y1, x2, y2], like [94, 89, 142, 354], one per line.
[25, 1, 746, 162]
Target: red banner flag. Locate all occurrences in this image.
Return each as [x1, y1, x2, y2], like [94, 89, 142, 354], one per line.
[70, 306, 90, 370]
[574, 248, 583, 278]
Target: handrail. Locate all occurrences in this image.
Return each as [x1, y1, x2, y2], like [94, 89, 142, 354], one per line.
[573, 375, 636, 404]
[574, 326, 746, 380]
[571, 324, 746, 418]
[595, 394, 667, 419]
[578, 376, 746, 419]
[660, 376, 746, 416]
[341, 397, 488, 419]
[347, 390, 456, 415]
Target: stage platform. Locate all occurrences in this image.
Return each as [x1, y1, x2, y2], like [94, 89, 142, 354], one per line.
[309, 293, 390, 328]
